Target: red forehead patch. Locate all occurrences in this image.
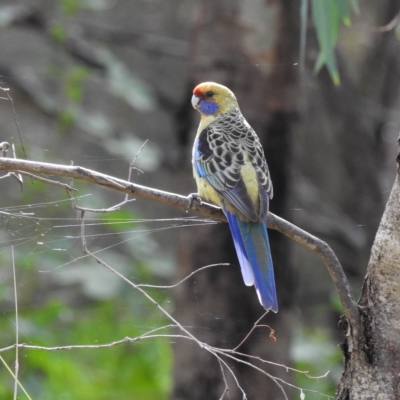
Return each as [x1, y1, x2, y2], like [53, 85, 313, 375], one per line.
[193, 85, 206, 96]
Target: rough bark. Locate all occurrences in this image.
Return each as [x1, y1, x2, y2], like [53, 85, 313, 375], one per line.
[337, 153, 400, 399]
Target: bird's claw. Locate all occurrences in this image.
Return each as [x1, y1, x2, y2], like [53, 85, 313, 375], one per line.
[187, 193, 202, 210]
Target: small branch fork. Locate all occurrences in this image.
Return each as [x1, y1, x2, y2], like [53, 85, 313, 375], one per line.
[0, 156, 361, 338]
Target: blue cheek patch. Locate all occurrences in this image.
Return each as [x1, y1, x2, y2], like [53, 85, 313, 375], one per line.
[199, 100, 219, 115]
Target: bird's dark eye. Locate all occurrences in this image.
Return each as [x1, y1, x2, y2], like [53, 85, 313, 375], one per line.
[205, 91, 214, 98]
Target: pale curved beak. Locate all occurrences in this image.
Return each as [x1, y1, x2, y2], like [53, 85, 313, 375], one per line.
[191, 94, 200, 109]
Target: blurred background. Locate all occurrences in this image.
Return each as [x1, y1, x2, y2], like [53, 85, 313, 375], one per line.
[0, 0, 399, 399]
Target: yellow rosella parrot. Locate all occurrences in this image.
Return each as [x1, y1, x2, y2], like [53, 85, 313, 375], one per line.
[191, 82, 278, 312]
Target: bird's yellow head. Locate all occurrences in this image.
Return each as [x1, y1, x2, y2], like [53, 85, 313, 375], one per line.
[191, 82, 238, 117]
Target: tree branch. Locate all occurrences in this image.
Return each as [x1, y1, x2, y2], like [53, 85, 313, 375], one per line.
[267, 213, 361, 340]
[0, 157, 361, 336]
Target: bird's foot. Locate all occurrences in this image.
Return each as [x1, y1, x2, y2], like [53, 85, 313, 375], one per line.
[187, 193, 202, 210]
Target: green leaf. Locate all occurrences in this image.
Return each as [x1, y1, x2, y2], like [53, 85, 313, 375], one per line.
[299, 0, 308, 76]
[48, 24, 66, 43]
[312, 0, 339, 50]
[311, 0, 341, 84]
[60, 0, 81, 15]
[58, 108, 75, 129]
[325, 51, 340, 85]
[336, 0, 351, 26]
[65, 66, 90, 102]
[349, 0, 360, 13]
[311, 0, 358, 84]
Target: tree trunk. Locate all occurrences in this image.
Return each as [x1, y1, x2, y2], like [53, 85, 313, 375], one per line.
[337, 151, 400, 399]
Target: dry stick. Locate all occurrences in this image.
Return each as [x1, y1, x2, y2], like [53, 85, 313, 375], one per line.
[216, 347, 321, 377]
[374, 8, 400, 32]
[11, 246, 18, 400]
[0, 157, 361, 338]
[124, 139, 148, 202]
[216, 344, 331, 400]
[0, 332, 191, 354]
[137, 263, 232, 288]
[216, 358, 231, 400]
[76, 207, 204, 345]
[213, 353, 245, 400]
[10, 145, 23, 189]
[211, 349, 333, 400]
[65, 184, 134, 213]
[0, 142, 10, 156]
[1, 88, 28, 161]
[14, 170, 77, 191]
[233, 311, 269, 351]
[0, 157, 223, 219]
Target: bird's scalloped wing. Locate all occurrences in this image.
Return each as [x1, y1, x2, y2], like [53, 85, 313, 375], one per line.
[193, 109, 272, 221]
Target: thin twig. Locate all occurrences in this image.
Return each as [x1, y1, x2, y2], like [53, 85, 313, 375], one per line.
[220, 349, 288, 400]
[207, 349, 248, 399]
[15, 170, 77, 191]
[374, 9, 400, 32]
[65, 186, 134, 213]
[0, 142, 10, 156]
[218, 348, 325, 377]
[0, 334, 192, 354]
[12, 246, 18, 400]
[77, 209, 205, 347]
[0, 356, 32, 400]
[10, 145, 23, 190]
[233, 311, 270, 351]
[216, 358, 231, 400]
[4, 89, 28, 160]
[124, 139, 148, 202]
[137, 263, 231, 288]
[212, 348, 334, 399]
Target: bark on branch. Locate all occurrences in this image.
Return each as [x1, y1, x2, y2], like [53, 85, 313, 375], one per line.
[0, 156, 360, 334]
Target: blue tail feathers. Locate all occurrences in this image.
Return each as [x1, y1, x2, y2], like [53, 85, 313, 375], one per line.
[225, 210, 278, 312]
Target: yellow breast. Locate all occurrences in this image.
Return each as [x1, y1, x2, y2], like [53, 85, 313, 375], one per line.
[194, 174, 223, 205]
